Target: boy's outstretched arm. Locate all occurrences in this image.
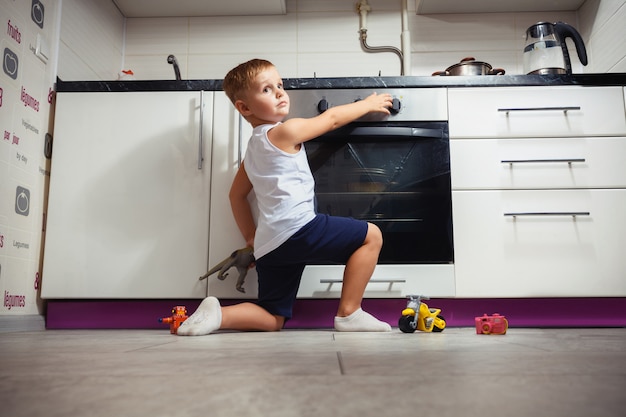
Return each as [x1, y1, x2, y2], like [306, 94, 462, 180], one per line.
[270, 92, 393, 152]
[229, 162, 256, 248]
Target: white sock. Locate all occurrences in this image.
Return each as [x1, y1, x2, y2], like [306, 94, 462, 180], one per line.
[177, 296, 222, 336]
[334, 308, 392, 332]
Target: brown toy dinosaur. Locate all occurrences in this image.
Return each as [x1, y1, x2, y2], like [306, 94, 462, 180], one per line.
[199, 247, 255, 293]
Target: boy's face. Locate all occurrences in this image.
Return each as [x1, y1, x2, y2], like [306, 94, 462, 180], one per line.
[236, 66, 290, 125]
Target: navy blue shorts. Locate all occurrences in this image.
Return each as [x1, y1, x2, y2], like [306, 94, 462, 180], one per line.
[255, 214, 368, 320]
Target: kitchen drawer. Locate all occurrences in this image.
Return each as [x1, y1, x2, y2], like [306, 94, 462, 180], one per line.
[210, 264, 455, 299]
[207, 260, 456, 299]
[452, 189, 626, 297]
[450, 137, 626, 189]
[449, 86, 626, 138]
[296, 265, 456, 298]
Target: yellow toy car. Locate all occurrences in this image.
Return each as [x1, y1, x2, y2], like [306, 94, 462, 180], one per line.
[398, 295, 446, 333]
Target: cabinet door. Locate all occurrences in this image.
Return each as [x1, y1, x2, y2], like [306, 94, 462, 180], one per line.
[207, 92, 257, 298]
[452, 189, 626, 297]
[42, 91, 212, 298]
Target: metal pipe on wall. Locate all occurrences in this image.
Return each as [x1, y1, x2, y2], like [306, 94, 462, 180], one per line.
[356, 0, 410, 76]
[401, 0, 411, 75]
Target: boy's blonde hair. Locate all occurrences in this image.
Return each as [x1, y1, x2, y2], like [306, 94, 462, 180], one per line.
[223, 58, 275, 104]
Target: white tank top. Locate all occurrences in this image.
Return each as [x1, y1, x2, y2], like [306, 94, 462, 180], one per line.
[243, 123, 316, 259]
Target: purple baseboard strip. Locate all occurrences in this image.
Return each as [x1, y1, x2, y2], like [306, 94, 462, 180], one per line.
[45, 297, 626, 330]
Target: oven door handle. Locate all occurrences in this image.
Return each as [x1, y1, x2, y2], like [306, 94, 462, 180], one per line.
[349, 126, 445, 139]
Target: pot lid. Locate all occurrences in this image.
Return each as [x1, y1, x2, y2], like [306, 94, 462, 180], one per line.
[446, 57, 493, 70]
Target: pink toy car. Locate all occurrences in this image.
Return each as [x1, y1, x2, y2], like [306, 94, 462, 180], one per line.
[475, 313, 508, 335]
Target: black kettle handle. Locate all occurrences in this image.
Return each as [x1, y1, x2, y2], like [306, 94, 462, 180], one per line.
[554, 22, 588, 74]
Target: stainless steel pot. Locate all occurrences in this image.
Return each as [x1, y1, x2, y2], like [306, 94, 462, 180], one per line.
[432, 57, 505, 76]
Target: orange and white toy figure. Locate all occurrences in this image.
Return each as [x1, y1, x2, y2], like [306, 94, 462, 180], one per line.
[159, 306, 188, 334]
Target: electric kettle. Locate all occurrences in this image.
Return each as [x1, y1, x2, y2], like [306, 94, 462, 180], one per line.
[523, 21, 588, 75]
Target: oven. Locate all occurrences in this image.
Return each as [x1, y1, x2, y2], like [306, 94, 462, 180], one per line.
[287, 88, 456, 298]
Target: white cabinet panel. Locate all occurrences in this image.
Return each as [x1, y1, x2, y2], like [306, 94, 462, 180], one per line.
[42, 92, 212, 298]
[451, 137, 626, 189]
[297, 265, 455, 298]
[449, 87, 626, 138]
[207, 92, 257, 298]
[452, 189, 626, 297]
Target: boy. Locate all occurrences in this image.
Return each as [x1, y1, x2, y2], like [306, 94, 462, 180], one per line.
[178, 59, 393, 336]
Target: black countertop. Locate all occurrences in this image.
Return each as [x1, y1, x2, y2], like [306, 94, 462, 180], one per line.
[56, 73, 626, 92]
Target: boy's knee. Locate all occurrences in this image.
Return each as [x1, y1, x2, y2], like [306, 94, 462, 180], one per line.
[271, 315, 286, 331]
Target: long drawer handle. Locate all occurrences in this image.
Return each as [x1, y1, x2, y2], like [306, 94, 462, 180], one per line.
[498, 106, 581, 114]
[198, 91, 205, 170]
[320, 279, 406, 284]
[504, 212, 590, 218]
[501, 158, 586, 164]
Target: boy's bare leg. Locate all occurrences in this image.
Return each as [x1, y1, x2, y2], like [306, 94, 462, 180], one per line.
[178, 299, 284, 336]
[221, 303, 284, 331]
[337, 223, 382, 316]
[334, 223, 392, 332]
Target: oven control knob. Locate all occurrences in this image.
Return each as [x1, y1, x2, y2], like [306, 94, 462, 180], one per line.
[390, 98, 401, 114]
[317, 99, 329, 113]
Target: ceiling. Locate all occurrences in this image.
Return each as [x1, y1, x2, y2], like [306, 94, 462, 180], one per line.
[112, 0, 287, 17]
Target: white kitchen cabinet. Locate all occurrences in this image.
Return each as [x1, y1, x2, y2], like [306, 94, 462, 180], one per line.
[206, 92, 257, 298]
[450, 86, 626, 297]
[114, 0, 287, 17]
[42, 91, 213, 298]
[416, 0, 585, 14]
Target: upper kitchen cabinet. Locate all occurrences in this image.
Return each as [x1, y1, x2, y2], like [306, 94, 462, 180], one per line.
[112, 0, 287, 17]
[416, 0, 586, 14]
[42, 91, 213, 298]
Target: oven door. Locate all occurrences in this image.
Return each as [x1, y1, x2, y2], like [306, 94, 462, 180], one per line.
[297, 121, 456, 298]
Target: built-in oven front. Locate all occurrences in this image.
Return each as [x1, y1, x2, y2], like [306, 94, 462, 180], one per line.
[287, 88, 456, 298]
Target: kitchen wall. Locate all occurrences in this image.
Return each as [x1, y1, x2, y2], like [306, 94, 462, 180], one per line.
[0, 0, 124, 317]
[118, 0, 625, 81]
[0, 0, 60, 315]
[578, 0, 626, 72]
[56, 0, 124, 81]
[122, 1, 569, 80]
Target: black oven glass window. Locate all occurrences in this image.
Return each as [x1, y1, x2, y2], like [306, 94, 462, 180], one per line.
[305, 122, 453, 264]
